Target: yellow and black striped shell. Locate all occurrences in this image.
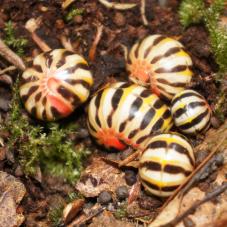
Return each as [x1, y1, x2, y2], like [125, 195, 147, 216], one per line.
[139, 133, 195, 197]
[127, 34, 193, 101]
[87, 82, 173, 151]
[171, 90, 211, 134]
[20, 49, 93, 121]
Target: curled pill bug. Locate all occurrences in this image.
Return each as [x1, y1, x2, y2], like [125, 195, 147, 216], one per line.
[87, 82, 173, 151]
[127, 34, 193, 101]
[139, 133, 195, 197]
[171, 89, 212, 134]
[19, 49, 93, 121]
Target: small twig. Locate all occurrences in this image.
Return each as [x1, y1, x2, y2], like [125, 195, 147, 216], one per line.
[0, 65, 17, 75]
[119, 149, 142, 167]
[98, 0, 137, 10]
[25, 18, 51, 52]
[141, 0, 149, 26]
[89, 24, 104, 61]
[62, 0, 75, 9]
[60, 35, 74, 52]
[161, 183, 227, 227]
[0, 39, 26, 71]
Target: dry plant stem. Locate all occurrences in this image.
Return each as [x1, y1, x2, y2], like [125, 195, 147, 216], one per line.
[141, 0, 149, 26]
[0, 66, 17, 75]
[25, 18, 51, 53]
[160, 134, 227, 212]
[161, 183, 227, 227]
[89, 24, 104, 61]
[120, 44, 128, 61]
[62, 0, 75, 9]
[60, 35, 74, 52]
[119, 149, 142, 167]
[98, 0, 137, 10]
[0, 39, 26, 71]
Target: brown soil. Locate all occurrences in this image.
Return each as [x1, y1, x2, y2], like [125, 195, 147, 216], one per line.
[0, 0, 225, 227]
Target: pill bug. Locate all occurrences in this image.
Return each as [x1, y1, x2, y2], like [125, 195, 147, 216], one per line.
[127, 34, 193, 101]
[171, 89, 212, 134]
[87, 82, 173, 150]
[139, 133, 195, 197]
[20, 49, 93, 121]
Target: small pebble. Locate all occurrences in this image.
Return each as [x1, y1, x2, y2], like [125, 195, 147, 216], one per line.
[116, 186, 129, 200]
[97, 191, 112, 205]
[113, 12, 126, 27]
[195, 150, 209, 166]
[74, 15, 83, 24]
[210, 116, 221, 129]
[125, 170, 137, 186]
[183, 217, 195, 227]
[55, 19, 65, 29]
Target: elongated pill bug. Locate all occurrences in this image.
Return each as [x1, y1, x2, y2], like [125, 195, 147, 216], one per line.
[87, 82, 173, 151]
[20, 49, 93, 121]
[127, 34, 193, 101]
[171, 89, 212, 134]
[139, 133, 195, 197]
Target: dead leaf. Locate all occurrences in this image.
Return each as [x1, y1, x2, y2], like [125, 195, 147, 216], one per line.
[0, 172, 26, 227]
[76, 157, 127, 197]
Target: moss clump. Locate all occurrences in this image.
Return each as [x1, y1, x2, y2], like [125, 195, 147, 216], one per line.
[114, 202, 128, 219]
[3, 21, 28, 56]
[3, 80, 90, 183]
[179, 0, 227, 76]
[65, 7, 84, 22]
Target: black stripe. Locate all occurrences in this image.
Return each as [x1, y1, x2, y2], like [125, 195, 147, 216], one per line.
[30, 106, 36, 117]
[32, 64, 43, 73]
[94, 93, 102, 127]
[188, 101, 206, 109]
[157, 78, 186, 87]
[134, 39, 143, 58]
[171, 92, 203, 106]
[128, 129, 139, 139]
[35, 92, 42, 102]
[155, 65, 187, 74]
[87, 120, 97, 133]
[65, 79, 91, 89]
[20, 75, 39, 86]
[169, 142, 194, 166]
[164, 164, 191, 176]
[118, 83, 129, 89]
[111, 89, 123, 110]
[56, 50, 74, 68]
[178, 109, 209, 130]
[141, 178, 159, 190]
[163, 109, 171, 119]
[153, 99, 163, 109]
[140, 108, 155, 130]
[153, 35, 166, 46]
[128, 97, 143, 120]
[107, 111, 113, 128]
[51, 106, 61, 119]
[151, 118, 164, 131]
[44, 51, 53, 68]
[27, 85, 39, 98]
[161, 185, 179, 192]
[66, 63, 89, 74]
[147, 140, 167, 149]
[42, 96, 47, 105]
[140, 89, 151, 98]
[136, 135, 149, 144]
[140, 161, 161, 171]
[174, 107, 186, 118]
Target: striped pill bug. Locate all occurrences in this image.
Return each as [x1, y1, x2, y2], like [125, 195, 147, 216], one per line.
[87, 82, 173, 151]
[126, 34, 193, 101]
[139, 133, 195, 197]
[171, 89, 212, 134]
[19, 49, 93, 121]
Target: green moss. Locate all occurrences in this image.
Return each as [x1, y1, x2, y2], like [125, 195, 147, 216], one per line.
[65, 7, 84, 22]
[114, 202, 128, 219]
[4, 80, 90, 183]
[3, 21, 28, 56]
[179, 0, 227, 76]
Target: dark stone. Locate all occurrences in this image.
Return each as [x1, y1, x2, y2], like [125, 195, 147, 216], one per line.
[125, 170, 137, 186]
[97, 191, 112, 205]
[116, 186, 129, 200]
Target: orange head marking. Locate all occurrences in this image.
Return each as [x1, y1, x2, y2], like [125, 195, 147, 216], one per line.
[96, 128, 127, 150]
[130, 59, 152, 84]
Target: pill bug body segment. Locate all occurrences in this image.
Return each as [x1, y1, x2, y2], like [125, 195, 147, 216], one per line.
[171, 89, 212, 134]
[127, 35, 193, 101]
[20, 49, 93, 121]
[139, 133, 195, 197]
[87, 82, 173, 150]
